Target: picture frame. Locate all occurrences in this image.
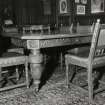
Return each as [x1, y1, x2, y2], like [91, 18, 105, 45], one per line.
[77, 5, 85, 15]
[81, 0, 87, 4]
[75, 0, 79, 3]
[91, 0, 104, 13]
[59, 0, 68, 14]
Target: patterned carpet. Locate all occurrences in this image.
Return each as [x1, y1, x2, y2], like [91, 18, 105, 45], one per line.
[0, 66, 105, 105]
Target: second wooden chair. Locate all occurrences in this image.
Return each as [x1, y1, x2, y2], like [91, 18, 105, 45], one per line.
[65, 19, 105, 104]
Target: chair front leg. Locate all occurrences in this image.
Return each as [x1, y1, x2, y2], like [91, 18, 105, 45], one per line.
[87, 65, 94, 104]
[65, 62, 69, 88]
[65, 62, 76, 88]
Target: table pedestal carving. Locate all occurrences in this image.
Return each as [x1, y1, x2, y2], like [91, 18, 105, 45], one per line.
[29, 49, 43, 91]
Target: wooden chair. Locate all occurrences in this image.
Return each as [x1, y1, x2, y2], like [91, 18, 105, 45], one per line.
[65, 19, 105, 103]
[76, 22, 95, 33]
[0, 51, 29, 91]
[60, 22, 94, 70]
[59, 24, 74, 70]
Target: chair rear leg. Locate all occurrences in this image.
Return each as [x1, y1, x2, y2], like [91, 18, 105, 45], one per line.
[16, 66, 19, 81]
[60, 52, 63, 71]
[70, 65, 76, 82]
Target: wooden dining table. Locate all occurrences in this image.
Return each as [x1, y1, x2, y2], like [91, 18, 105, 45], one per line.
[2, 32, 92, 92]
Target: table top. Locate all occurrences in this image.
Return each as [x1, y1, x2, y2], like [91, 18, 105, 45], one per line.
[2, 32, 92, 40]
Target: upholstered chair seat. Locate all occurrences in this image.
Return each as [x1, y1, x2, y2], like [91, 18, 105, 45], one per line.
[0, 51, 29, 91]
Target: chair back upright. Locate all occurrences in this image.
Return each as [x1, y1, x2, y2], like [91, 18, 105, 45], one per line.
[95, 24, 105, 57]
[89, 19, 105, 63]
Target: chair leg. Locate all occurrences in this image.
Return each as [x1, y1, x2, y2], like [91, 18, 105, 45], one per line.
[65, 62, 69, 88]
[88, 66, 93, 103]
[25, 62, 29, 88]
[71, 65, 76, 82]
[0, 67, 2, 80]
[16, 67, 19, 81]
[60, 52, 63, 71]
[44, 54, 46, 64]
[65, 62, 76, 88]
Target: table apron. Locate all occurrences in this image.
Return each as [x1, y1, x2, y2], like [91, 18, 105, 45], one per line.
[11, 36, 91, 49]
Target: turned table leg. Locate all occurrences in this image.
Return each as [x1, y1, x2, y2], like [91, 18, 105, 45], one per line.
[29, 49, 43, 92]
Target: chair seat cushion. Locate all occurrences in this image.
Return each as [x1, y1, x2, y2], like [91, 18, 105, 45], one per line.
[65, 47, 90, 67]
[67, 46, 90, 58]
[66, 46, 105, 68]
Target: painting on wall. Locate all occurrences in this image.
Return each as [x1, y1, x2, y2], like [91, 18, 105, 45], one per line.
[77, 5, 85, 15]
[75, 0, 79, 3]
[81, 0, 87, 4]
[91, 0, 104, 13]
[59, 0, 68, 14]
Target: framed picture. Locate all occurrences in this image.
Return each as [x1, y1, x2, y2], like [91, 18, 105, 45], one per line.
[75, 0, 79, 3]
[81, 0, 87, 4]
[77, 5, 85, 15]
[91, 0, 104, 13]
[59, 0, 68, 14]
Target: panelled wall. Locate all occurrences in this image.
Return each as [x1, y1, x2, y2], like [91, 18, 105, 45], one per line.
[0, 0, 56, 25]
[13, 0, 43, 25]
[0, 0, 105, 27]
[13, 0, 56, 25]
[14, 0, 57, 25]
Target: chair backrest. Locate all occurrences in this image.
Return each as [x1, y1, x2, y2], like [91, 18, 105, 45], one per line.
[76, 22, 95, 33]
[89, 19, 105, 62]
[59, 24, 73, 34]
